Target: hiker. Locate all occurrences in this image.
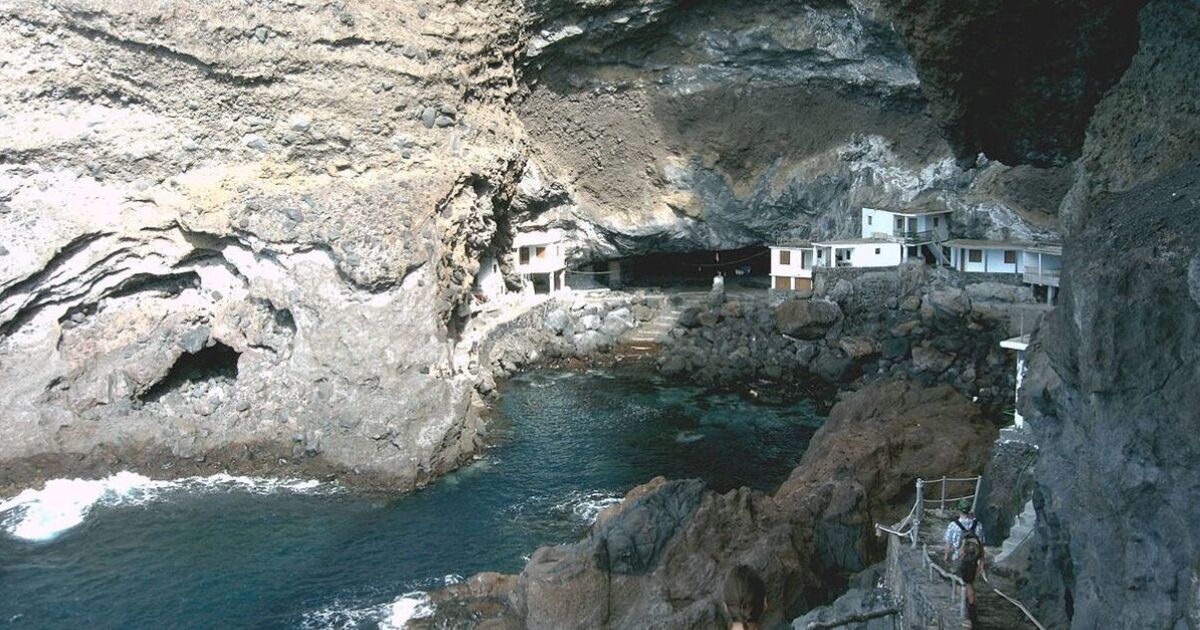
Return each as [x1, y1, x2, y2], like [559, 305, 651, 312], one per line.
[722, 564, 767, 630]
[944, 498, 986, 613]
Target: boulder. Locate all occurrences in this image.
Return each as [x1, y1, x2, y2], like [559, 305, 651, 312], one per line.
[573, 330, 610, 355]
[964, 281, 1033, 303]
[631, 304, 654, 321]
[580, 314, 602, 331]
[812, 347, 854, 382]
[678, 306, 702, 328]
[880, 337, 911, 361]
[776, 299, 843, 339]
[839, 336, 880, 360]
[697, 311, 721, 327]
[830, 278, 855, 303]
[911, 344, 954, 373]
[544, 308, 571, 335]
[790, 588, 899, 630]
[919, 288, 970, 320]
[606, 307, 636, 328]
[720, 301, 744, 318]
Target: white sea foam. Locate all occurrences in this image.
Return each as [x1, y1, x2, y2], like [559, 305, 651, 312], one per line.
[0, 472, 335, 543]
[555, 490, 623, 524]
[380, 592, 435, 629]
[301, 590, 436, 630]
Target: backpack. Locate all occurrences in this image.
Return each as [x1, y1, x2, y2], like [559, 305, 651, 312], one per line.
[954, 519, 982, 565]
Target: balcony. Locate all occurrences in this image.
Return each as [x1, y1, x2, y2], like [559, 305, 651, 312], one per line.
[1022, 266, 1061, 287]
[870, 230, 939, 244]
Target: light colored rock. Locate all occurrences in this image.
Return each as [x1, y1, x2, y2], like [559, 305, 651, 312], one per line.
[911, 345, 954, 373]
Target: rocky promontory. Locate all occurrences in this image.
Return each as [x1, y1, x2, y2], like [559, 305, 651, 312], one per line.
[420, 379, 996, 628]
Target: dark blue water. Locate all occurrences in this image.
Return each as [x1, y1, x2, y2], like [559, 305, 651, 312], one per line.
[0, 367, 823, 629]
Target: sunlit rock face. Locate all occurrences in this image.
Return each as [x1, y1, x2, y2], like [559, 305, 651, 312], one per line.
[0, 0, 534, 487]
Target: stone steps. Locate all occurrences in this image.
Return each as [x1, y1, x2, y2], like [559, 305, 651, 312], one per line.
[995, 499, 1036, 566]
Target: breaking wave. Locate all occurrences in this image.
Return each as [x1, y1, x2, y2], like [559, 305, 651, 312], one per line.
[0, 472, 335, 543]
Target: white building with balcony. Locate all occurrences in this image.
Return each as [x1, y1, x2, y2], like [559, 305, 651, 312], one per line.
[861, 206, 953, 264]
[512, 229, 569, 295]
[769, 242, 815, 291]
[945, 240, 1062, 304]
[812, 238, 902, 269]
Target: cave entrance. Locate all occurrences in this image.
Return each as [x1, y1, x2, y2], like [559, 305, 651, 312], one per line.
[615, 246, 770, 291]
[141, 342, 241, 403]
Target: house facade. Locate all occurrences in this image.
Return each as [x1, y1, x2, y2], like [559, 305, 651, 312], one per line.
[769, 242, 814, 290]
[512, 229, 569, 295]
[862, 206, 953, 264]
[946, 239, 1062, 303]
[812, 238, 903, 269]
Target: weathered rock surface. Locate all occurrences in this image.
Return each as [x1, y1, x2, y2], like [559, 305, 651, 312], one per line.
[777, 299, 844, 340]
[1018, 1, 1200, 627]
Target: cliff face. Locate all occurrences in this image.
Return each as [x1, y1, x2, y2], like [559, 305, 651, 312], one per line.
[516, 0, 1066, 258]
[1020, 1, 1200, 626]
[0, 0, 1067, 489]
[0, 0, 537, 487]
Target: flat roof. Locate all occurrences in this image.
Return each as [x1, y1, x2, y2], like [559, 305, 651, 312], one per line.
[866, 205, 954, 216]
[771, 241, 812, 249]
[512, 229, 563, 247]
[1000, 335, 1030, 351]
[813, 237, 898, 246]
[944, 239, 1062, 255]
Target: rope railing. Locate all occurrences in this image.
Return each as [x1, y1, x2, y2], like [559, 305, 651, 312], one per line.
[874, 475, 1048, 630]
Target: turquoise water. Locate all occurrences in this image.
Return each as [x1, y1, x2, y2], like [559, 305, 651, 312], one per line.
[0, 367, 823, 629]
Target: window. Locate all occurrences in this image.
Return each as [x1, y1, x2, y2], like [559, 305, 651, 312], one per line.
[933, 217, 940, 227]
[867, 215, 873, 226]
[519, 247, 530, 265]
[968, 249, 982, 263]
[895, 217, 904, 229]
[874, 248, 881, 254]
[779, 250, 791, 265]
[535, 246, 546, 259]
[1004, 250, 1017, 264]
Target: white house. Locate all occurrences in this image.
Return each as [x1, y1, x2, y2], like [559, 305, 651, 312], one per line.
[769, 242, 814, 291]
[512, 229, 569, 295]
[861, 206, 953, 264]
[812, 238, 903, 269]
[945, 239, 1024, 274]
[1000, 335, 1030, 429]
[946, 239, 1062, 304]
[473, 253, 507, 304]
[1021, 243, 1062, 304]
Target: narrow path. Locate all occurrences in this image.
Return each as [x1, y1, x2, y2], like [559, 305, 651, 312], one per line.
[616, 292, 707, 356]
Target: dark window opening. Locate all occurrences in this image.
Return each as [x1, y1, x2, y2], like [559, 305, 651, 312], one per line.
[1004, 250, 1017, 264]
[778, 250, 791, 265]
[969, 249, 983, 263]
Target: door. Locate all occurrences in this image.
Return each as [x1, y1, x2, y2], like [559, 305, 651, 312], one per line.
[774, 276, 791, 290]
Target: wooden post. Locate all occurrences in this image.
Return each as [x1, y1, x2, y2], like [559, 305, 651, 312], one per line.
[940, 477, 947, 511]
[912, 479, 924, 548]
[972, 476, 983, 514]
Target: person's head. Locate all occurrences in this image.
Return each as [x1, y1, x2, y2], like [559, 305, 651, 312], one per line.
[957, 498, 973, 516]
[723, 564, 766, 627]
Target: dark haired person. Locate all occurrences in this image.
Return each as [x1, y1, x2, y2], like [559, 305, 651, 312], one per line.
[944, 498, 986, 615]
[723, 564, 767, 630]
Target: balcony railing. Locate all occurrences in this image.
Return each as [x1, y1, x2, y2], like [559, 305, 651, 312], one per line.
[1024, 266, 1060, 276]
[869, 230, 940, 243]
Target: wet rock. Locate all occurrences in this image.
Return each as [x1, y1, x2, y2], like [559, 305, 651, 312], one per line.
[880, 337, 910, 361]
[678, 306, 702, 328]
[697, 311, 721, 327]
